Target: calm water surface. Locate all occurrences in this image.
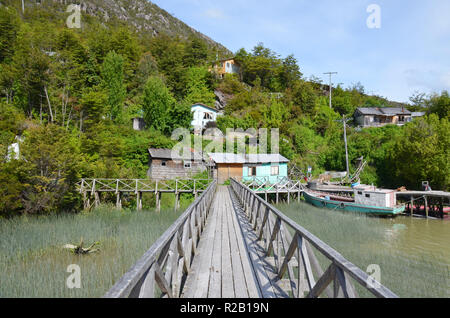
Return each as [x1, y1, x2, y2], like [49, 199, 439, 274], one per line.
[380, 216, 450, 265]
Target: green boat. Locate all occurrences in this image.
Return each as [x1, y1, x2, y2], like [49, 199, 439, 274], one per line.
[303, 188, 406, 217]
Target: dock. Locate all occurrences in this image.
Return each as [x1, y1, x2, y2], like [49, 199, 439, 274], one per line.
[104, 179, 398, 299]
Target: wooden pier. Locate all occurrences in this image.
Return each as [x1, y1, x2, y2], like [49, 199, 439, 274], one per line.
[242, 177, 305, 205]
[104, 179, 398, 299]
[396, 191, 450, 219]
[77, 178, 211, 211]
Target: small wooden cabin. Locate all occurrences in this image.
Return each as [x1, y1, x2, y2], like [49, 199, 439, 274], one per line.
[354, 185, 397, 208]
[147, 148, 206, 180]
[208, 153, 290, 184]
[208, 153, 246, 184]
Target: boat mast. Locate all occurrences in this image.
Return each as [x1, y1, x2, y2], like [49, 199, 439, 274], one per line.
[343, 115, 350, 180]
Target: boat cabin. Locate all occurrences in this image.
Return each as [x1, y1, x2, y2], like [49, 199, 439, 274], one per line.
[354, 185, 396, 208]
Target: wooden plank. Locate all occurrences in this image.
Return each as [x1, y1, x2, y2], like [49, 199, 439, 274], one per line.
[208, 189, 223, 298]
[228, 186, 287, 298]
[224, 190, 249, 298]
[182, 194, 218, 298]
[192, 191, 218, 298]
[227, 189, 261, 298]
[306, 264, 336, 298]
[220, 188, 235, 298]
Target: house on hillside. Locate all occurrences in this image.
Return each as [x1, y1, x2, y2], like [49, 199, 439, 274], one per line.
[191, 103, 221, 135]
[6, 136, 24, 161]
[208, 153, 290, 184]
[354, 107, 413, 127]
[147, 148, 206, 180]
[210, 58, 241, 78]
[131, 117, 146, 131]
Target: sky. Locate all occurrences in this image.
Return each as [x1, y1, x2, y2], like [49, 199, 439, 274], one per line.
[151, 0, 450, 103]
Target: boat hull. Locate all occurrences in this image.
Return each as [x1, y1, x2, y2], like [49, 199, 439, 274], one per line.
[303, 191, 405, 216]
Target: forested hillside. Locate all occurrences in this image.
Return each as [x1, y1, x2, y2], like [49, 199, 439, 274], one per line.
[0, 2, 448, 216]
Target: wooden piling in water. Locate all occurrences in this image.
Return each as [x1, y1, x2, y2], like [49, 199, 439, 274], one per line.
[410, 196, 414, 216]
[116, 192, 122, 210]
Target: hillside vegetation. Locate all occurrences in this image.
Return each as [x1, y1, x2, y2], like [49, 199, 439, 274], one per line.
[0, 2, 449, 217]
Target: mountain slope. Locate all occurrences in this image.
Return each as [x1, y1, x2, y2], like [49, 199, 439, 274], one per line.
[16, 0, 231, 55]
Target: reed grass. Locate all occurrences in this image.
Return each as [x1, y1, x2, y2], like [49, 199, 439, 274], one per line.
[278, 202, 450, 298]
[0, 206, 184, 298]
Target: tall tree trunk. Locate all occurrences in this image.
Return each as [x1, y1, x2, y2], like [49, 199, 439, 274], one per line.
[44, 86, 54, 123]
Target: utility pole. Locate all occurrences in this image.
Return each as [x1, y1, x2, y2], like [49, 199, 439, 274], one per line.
[324, 72, 338, 109]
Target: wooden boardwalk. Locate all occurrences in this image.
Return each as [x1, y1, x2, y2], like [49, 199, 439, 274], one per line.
[105, 180, 398, 299]
[182, 186, 263, 298]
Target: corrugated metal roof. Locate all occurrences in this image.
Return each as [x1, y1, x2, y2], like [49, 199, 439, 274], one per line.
[149, 148, 205, 161]
[148, 148, 173, 159]
[379, 107, 411, 115]
[356, 108, 383, 115]
[191, 103, 219, 113]
[356, 107, 412, 116]
[208, 153, 289, 164]
[208, 153, 246, 164]
[246, 154, 289, 164]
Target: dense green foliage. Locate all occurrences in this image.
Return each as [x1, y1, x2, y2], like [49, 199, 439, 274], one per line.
[0, 3, 448, 217]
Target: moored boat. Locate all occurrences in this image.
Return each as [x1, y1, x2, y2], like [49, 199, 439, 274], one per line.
[304, 186, 406, 217]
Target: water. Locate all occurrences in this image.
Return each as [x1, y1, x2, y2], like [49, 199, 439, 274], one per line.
[380, 217, 450, 266]
[278, 201, 450, 297]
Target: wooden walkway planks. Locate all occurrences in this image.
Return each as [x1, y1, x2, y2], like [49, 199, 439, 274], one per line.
[228, 187, 288, 298]
[182, 186, 262, 298]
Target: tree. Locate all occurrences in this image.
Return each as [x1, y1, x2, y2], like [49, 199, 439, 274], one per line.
[184, 66, 216, 106]
[142, 76, 176, 133]
[279, 54, 302, 89]
[426, 91, 450, 119]
[78, 87, 107, 131]
[285, 80, 318, 117]
[0, 7, 19, 63]
[20, 125, 82, 214]
[184, 37, 208, 67]
[101, 51, 126, 122]
[388, 115, 449, 190]
[165, 101, 193, 134]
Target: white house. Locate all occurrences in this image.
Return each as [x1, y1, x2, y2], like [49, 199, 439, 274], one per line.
[6, 136, 24, 161]
[191, 103, 221, 135]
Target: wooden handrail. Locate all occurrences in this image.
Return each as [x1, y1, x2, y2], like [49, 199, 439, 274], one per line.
[230, 178, 398, 298]
[76, 178, 211, 193]
[104, 180, 217, 298]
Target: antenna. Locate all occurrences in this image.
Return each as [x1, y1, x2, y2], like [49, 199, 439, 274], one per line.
[324, 72, 338, 109]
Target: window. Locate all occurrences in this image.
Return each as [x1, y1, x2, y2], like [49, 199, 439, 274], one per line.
[271, 165, 279, 176]
[357, 191, 363, 195]
[203, 112, 213, 120]
[248, 167, 257, 176]
[365, 194, 371, 198]
[161, 161, 167, 167]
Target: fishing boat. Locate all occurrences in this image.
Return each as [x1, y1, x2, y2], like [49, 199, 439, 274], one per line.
[304, 185, 406, 217]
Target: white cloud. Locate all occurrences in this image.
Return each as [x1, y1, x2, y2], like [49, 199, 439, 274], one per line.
[203, 8, 226, 19]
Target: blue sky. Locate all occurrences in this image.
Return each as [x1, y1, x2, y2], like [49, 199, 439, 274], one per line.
[151, 0, 450, 103]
